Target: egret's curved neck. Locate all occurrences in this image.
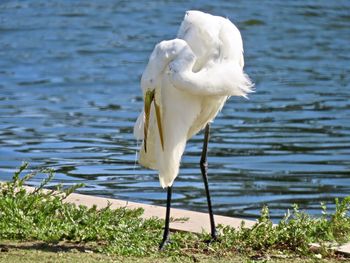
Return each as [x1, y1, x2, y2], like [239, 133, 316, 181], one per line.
[168, 46, 196, 74]
[141, 39, 196, 91]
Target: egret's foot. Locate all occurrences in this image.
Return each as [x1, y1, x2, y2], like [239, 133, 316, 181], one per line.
[159, 236, 171, 251]
[204, 231, 220, 244]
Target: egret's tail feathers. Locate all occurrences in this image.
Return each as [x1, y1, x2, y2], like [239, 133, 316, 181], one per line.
[238, 72, 254, 99]
[157, 142, 185, 188]
[159, 172, 176, 188]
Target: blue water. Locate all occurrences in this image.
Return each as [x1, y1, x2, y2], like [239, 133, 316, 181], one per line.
[1, 1, 349, 220]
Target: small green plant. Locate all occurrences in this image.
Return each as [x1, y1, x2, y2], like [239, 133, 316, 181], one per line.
[0, 163, 163, 256]
[1, 163, 350, 261]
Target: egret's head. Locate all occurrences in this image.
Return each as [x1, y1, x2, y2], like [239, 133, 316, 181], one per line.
[141, 39, 189, 89]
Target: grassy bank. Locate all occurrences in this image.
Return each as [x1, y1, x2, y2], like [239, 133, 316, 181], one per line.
[1, 241, 348, 263]
[1, 163, 350, 262]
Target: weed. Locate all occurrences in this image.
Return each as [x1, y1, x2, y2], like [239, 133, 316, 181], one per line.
[1, 163, 350, 260]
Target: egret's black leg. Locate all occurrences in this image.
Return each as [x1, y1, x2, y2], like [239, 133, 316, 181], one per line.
[200, 123, 218, 241]
[159, 186, 172, 251]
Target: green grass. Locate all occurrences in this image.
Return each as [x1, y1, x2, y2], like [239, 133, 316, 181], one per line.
[1, 241, 348, 263]
[4, 242, 349, 263]
[1, 163, 350, 262]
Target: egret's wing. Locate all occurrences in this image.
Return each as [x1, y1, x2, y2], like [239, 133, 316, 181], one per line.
[173, 10, 253, 98]
[169, 61, 253, 97]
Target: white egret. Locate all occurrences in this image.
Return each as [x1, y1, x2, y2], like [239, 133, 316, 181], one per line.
[134, 10, 253, 250]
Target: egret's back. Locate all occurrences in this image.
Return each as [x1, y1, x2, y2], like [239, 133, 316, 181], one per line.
[177, 10, 250, 138]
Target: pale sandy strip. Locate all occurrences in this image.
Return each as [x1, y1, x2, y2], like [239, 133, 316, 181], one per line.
[64, 191, 256, 233]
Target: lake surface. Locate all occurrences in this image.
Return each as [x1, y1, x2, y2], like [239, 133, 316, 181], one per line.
[1, 0, 349, 220]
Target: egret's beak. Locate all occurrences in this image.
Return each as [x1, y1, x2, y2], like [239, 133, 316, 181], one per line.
[144, 90, 164, 152]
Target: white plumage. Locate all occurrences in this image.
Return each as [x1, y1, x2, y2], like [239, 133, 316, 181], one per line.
[134, 10, 253, 188]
